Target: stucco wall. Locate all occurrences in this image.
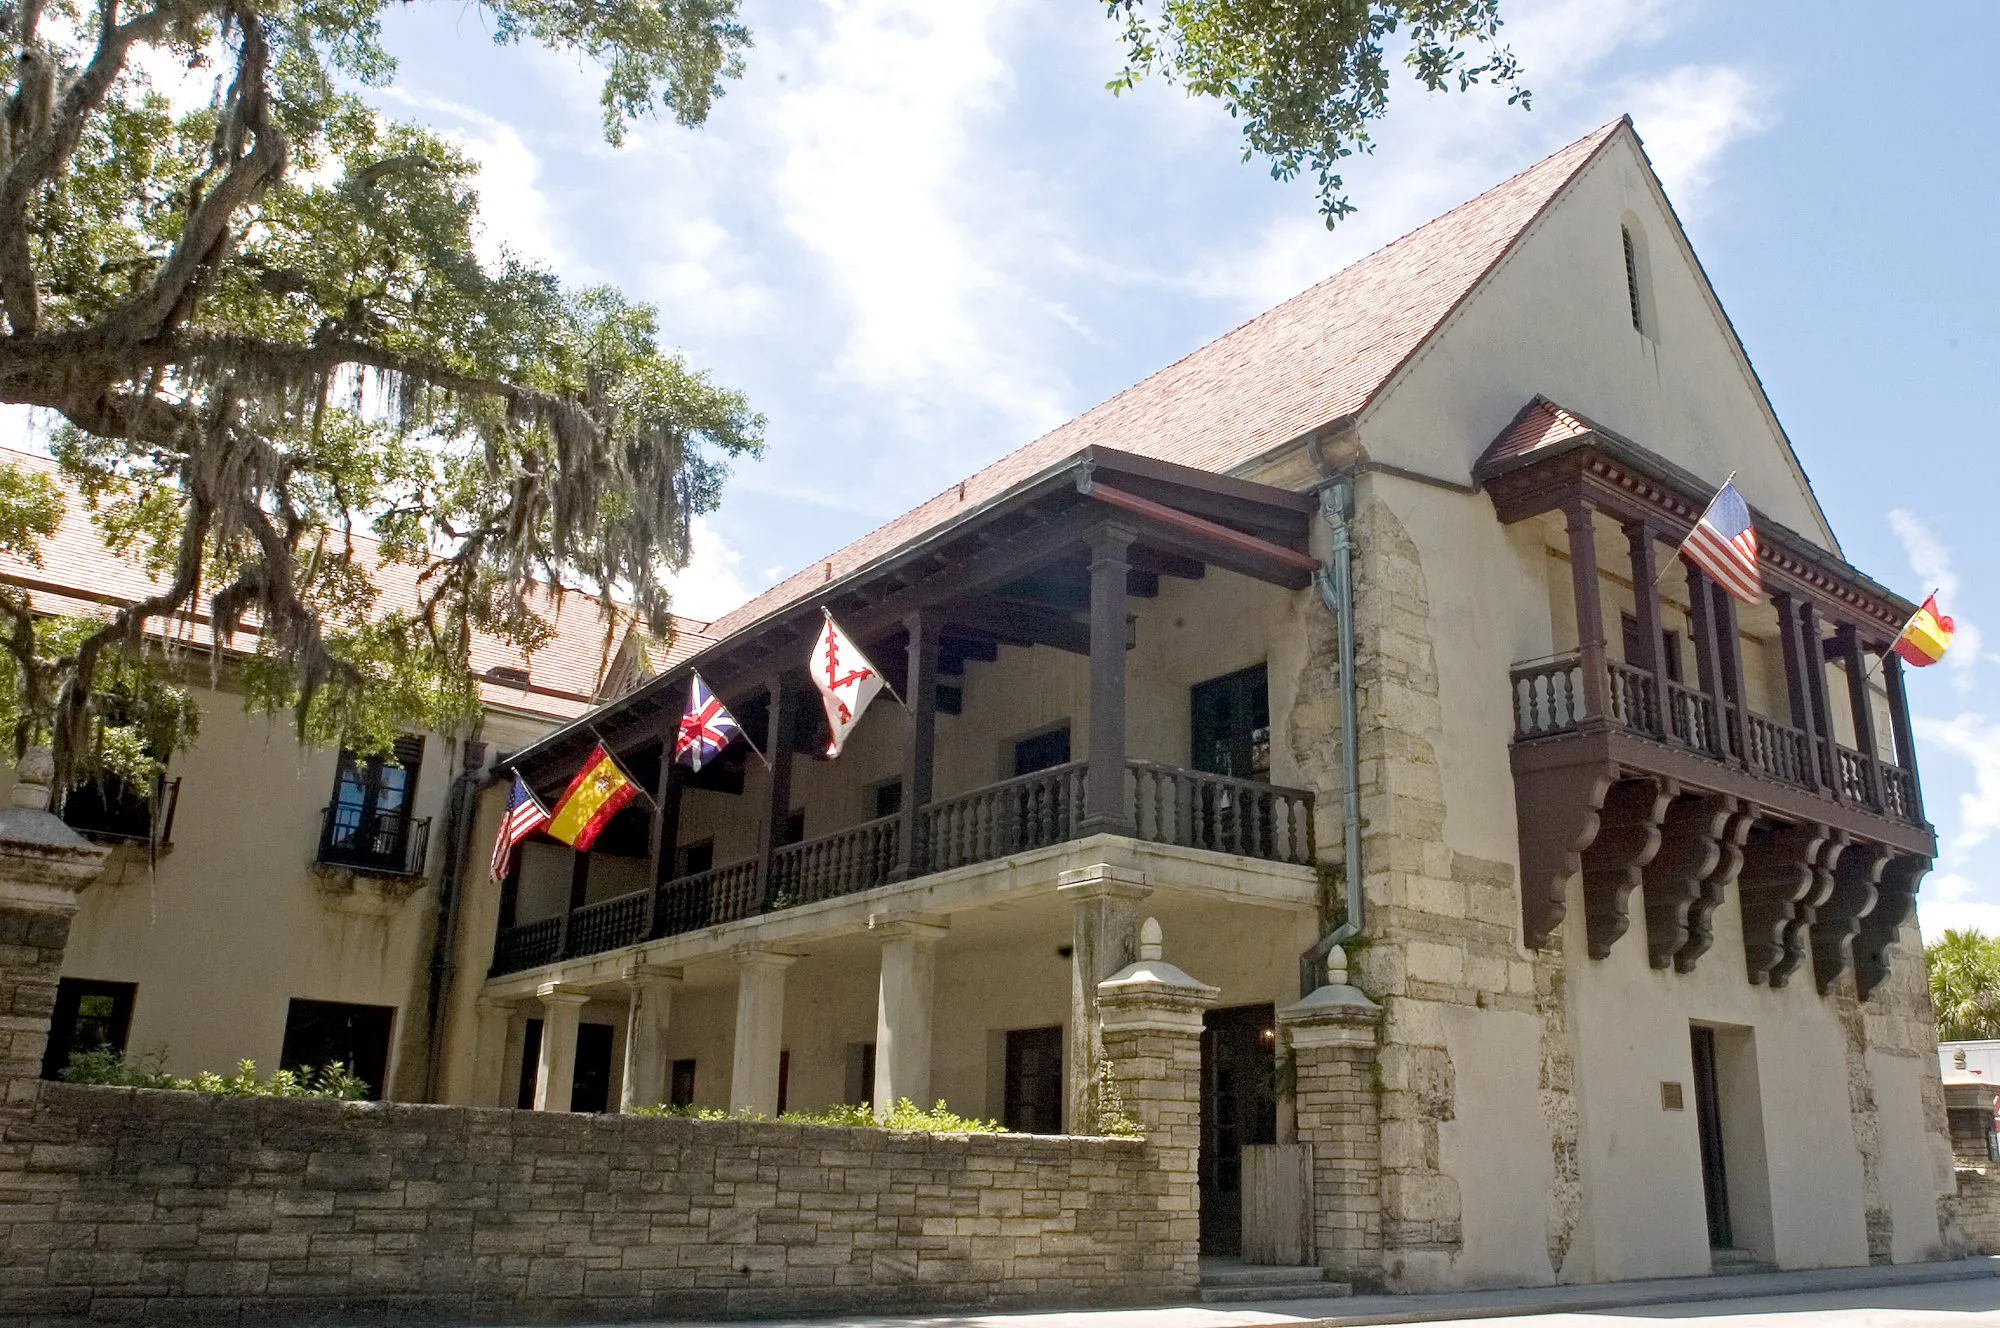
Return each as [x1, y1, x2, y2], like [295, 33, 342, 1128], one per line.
[0, 1083, 1185, 1325]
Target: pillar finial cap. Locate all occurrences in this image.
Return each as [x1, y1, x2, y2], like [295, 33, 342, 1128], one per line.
[1325, 944, 1348, 987]
[1139, 916, 1162, 961]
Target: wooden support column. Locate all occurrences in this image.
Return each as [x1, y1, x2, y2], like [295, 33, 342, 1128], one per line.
[1684, 561, 1727, 758]
[558, 844, 590, 958]
[1884, 652, 1924, 823]
[1084, 526, 1136, 833]
[1838, 625, 1883, 810]
[1799, 601, 1840, 803]
[1713, 581, 1749, 768]
[1625, 521, 1668, 737]
[1566, 501, 1612, 722]
[757, 676, 794, 905]
[896, 609, 939, 878]
[1773, 591, 1824, 793]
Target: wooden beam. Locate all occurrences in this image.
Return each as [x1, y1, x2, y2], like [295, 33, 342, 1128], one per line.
[1126, 546, 1206, 580]
[897, 610, 939, 879]
[1084, 482, 1318, 588]
[1567, 501, 1611, 723]
[941, 600, 1091, 655]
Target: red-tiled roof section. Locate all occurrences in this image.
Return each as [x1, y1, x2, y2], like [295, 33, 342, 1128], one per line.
[1482, 396, 1598, 468]
[0, 447, 706, 722]
[707, 120, 1627, 640]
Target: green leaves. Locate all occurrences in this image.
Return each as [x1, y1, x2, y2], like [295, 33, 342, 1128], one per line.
[1927, 929, 2000, 1042]
[1104, 0, 1529, 223]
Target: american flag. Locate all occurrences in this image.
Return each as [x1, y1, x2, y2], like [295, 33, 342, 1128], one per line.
[1681, 479, 1761, 604]
[675, 673, 741, 772]
[490, 774, 549, 880]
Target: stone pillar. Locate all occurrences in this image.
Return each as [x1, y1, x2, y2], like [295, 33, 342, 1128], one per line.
[1059, 863, 1151, 1133]
[0, 749, 108, 1101]
[1279, 946, 1385, 1284]
[871, 913, 946, 1115]
[532, 983, 591, 1112]
[1096, 918, 1215, 1293]
[730, 946, 796, 1115]
[619, 962, 682, 1112]
[469, 997, 511, 1107]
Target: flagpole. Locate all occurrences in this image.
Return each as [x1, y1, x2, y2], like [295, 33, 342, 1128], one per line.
[1655, 470, 1738, 590]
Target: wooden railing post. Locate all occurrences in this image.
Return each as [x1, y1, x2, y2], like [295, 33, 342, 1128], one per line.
[1083, 526, 1136, 833]
[897, 608, 939, 879]
[1566, 501, 1612, 722]
[646, 738, 682, 938]
[1800, 600, 1840, 803]
[1838, 624, 1884, 811]
[1625, 519, 1669, 737]
[1773, 592, 1825, 795]
[559, 844, 589, 958]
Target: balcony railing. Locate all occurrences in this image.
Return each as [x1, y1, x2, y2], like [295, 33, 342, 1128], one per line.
[1509, 650, 1921, 826]
[490, 758, 1316, 975]
[317, 804, 431, 877]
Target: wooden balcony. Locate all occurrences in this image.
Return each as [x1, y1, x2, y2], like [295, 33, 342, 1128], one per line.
[489, 759, 1313, 976]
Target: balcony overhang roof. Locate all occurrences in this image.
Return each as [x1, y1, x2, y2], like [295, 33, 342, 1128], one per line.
[1476, 397, 1916, 640]
[504, 446, 1319, 789]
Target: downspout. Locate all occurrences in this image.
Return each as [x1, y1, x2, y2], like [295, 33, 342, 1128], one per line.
[422, 734, 487, 1102]
[1300, 435, 1365, 998]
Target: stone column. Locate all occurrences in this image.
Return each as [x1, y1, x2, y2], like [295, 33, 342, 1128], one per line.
[1279, 946, 1385, 1284]
[730, 946, 796, 1115]
[619, 962, 682, 1112]
[871, 913, 947, 1115]
[0, 749, 108, 1101]
[1059, 863, 1151, 1133]
[532, 983, 591, 1112]
[1096, 918, 1215, 1293]
[469, 996, 512, 1107]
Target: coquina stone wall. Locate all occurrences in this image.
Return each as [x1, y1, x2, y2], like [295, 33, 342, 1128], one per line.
[1957, 1171, 2000, 1255]
[0, 1083, 1185, 1325]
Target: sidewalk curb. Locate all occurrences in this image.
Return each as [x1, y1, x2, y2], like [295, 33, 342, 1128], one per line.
[1239, 1254, 2000, 1326]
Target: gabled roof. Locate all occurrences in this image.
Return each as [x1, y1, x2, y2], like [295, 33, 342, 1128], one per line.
[0, 447, 708, 723]
[707, 118, 1631, 641]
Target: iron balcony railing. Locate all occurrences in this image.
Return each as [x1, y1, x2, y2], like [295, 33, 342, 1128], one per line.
[490, 758, 1315, 975]
[317, 803, 432, 877]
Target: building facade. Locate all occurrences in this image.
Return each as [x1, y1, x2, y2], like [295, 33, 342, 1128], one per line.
[0, 447, 712, 1101]
[426, 118, 1964, 1291]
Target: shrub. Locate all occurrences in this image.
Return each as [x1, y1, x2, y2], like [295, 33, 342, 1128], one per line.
[62, 1048, 370, 1100]
[1090, 1060, 1143, 1138]
[633, 1098, 1006, 1133]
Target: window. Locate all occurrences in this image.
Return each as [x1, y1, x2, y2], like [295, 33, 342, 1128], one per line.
[779, 810, 806, 846]
[40, 978, 135, 1080]
[518, 1019, 543, 1108]
[670, 1058, 697, 1108]
[1012, 725, 1071, 778]
[872, 780, 903, 819]
[570, 1023, 615, 1114]
[279, 999, 394, 1100]
[1621, 613, 1685, 684]
[63, 774, 178, 845]
[319, 737, 428, 874]
[845, 1042, 876, 1105]
[1623, 226, 1644, 332]
[1620, 218, 1656, 339]
[1191, 664, 1271, 779]
[777, 1049, 791, 1115]
[1004, 1026, 1063, 1134]
[677, 840, 715, 878]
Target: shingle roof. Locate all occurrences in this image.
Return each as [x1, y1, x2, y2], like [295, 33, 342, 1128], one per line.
[706, 118, 1629, 640]
[1481, 396, 1599, 470]
[0, 447, 709, 722]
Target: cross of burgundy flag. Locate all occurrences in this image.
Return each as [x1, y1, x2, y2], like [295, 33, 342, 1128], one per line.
[810, 610, 886, 758]
[675, 672, 741, 772]
[1679, 477, 1761, 604]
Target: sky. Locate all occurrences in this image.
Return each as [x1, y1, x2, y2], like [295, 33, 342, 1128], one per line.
[14, 1, 2000, 935]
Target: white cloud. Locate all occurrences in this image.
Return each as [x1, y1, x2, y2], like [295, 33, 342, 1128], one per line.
[1889, 508, 1982, 692]
[666, 517, 759, 622]
[1915, 713, 2000, 857]
[1623, 67, 1773, 212]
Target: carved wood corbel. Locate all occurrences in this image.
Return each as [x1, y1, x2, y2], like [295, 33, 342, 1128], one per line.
[1812, 841, 1888, 994]
[1675, 803, 1756, 974]
[1738, 819, 1828, 986]
[1582, 776, 1675, 959]
[1516, 759, 1621, 949]
[1855, 853, 1930, 999]
[1642, 793, 1735, 969]
[1771, 830, 1846, 988]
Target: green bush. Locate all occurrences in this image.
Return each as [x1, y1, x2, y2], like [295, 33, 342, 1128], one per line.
[633, 1098, 1006, 1133]
[62, 1048, 370, 1100]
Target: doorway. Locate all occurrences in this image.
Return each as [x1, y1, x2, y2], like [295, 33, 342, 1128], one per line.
[1690, 1025, 1731, 1249]
[1003, 1025, 1064, 1134]
[1190, 664, 1270, 780]
[1200, 1003, 1278, 1254]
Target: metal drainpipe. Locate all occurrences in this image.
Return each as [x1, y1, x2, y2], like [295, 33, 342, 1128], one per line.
[1299, 466, 1365, 998]
[421, 734, 486, 1102]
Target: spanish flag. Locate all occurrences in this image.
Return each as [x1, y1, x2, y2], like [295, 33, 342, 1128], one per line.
[545, 744, 638, 850]
[1891, 594, 1955, 668]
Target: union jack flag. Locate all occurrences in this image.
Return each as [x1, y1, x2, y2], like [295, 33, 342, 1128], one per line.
[1680, 478, 1761, 604]
[675, 672, 741, 772]
[489, 774, 549, 881]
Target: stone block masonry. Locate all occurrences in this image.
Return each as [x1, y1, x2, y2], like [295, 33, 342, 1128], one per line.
[0, 1083, 1188, 1325]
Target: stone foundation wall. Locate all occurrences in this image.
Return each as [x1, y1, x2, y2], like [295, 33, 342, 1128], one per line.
[1956, 1170, 2000, 1254]
[0, 1083, 1187, 1325]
